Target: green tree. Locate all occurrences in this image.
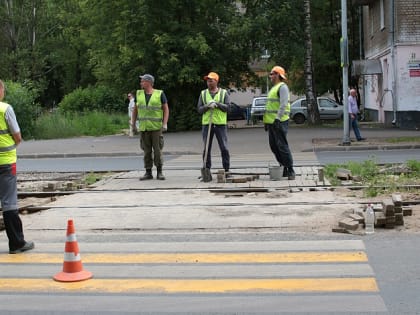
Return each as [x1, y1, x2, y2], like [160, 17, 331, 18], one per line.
[1, 0, 361, 133]
[81, 0, 255, 130]
[2, 80, 39, 138]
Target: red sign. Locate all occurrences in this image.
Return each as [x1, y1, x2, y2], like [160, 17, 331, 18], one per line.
[410, 69, 420, 77]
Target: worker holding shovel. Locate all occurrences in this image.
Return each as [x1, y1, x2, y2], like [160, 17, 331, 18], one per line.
[197, 72, 231, 182]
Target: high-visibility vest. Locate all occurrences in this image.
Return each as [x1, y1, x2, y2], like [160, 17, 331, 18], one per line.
[201, 88, 227, 125]
[136, 89, 163, 131]
[263, 82, 290, 124]
[0, 102, 17, 165]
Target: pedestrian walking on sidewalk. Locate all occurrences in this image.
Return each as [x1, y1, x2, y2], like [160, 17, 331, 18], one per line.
[348, 89, 366, 142]
[131, 74, 169, 180]
[0, 80, 35, 254]
[263, 66, 295, 180]
[127, 92, 138, 137]
[197, 72, 231, 179]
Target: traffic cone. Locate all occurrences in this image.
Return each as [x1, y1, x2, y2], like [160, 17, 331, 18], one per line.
[53, 219, 92, 282]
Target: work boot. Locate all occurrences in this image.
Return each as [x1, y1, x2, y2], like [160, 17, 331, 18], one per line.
[156, 168, 165, 180]
[9, 241, 35, 254]
[282, 167, 288, 177]
[287, 167, 296, 180]
[140, 169, 153, 180]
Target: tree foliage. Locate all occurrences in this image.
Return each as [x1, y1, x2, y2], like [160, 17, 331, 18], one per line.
[0, 0, 360, 133]
[59, 85, 122, 113]
[2, 80, 39, 138]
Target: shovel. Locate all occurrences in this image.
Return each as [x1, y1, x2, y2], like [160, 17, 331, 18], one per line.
[201, 109, 213, 182]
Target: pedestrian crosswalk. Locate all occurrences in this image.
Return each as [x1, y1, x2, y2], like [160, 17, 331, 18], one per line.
[0, 240, 387, 313]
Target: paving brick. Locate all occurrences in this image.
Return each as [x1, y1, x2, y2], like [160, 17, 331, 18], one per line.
[332, 226, 351, 234]
[43, 183, 57, 192]
[372, 203, 383, 212]
[395, 213, 404, 226]
[394, 206, 403, 214]
[374, 212, 386, 227]
[349, 213, 364, 223]
[402, 206, 413, 216]
[392, 193, 403, 206]
[232, 177, 248, 183]
[382, 198, 395, 216]
[217, 174, 226, 183]
[338, 218, 359, 231]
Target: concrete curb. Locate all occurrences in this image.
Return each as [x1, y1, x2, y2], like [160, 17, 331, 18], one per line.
[309, 144, 420, 153]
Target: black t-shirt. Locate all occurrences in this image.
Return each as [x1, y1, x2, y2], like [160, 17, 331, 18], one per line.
[145, 91, 168, 105]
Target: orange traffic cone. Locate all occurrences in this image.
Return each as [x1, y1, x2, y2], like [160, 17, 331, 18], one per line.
[53, 219, 92, 282]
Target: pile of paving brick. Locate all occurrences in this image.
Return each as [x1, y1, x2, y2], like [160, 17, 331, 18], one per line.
[333, 193, 413, 234]
[43, 181, 85, 192]
[216, 170, 259, 183]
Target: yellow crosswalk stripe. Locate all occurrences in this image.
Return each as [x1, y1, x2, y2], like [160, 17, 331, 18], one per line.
[0, 278, 378, 293]
[0, 251, 368, 264]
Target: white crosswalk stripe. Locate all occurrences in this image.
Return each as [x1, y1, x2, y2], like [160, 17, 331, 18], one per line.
[0, 240, 386, 314]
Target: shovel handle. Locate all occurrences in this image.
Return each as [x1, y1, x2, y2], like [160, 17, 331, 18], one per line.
[203, 109, 213, 166]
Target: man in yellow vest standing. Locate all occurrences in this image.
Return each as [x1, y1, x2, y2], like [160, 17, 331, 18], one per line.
[131, 74, 169, 180]
[197, 72, 231, 180]
[263, 66, 295, 180]
[0, 80, 34, 254]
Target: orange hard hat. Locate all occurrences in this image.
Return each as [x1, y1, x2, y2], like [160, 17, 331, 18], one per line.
[271, 66, 287, 80]
[204, 72, 219, 82]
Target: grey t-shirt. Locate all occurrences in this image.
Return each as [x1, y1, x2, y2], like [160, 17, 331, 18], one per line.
[3, 105, 20, 134]
[277, 84, 289, 119]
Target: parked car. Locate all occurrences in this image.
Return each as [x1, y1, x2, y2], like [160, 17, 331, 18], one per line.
[250, 96, 267, 121]
[227, 102, 247, 121]
[290, 97, 344, 124]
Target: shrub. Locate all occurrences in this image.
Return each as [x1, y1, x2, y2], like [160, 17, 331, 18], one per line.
[2, 81, 39, 139]
[59, 85, 125, 113]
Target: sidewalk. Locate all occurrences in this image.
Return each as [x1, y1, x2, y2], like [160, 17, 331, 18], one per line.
[17, 124, 420, 158]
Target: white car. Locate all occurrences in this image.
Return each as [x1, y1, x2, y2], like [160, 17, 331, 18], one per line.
[250, 96, 267, 120]
[290, 97, 344, 124]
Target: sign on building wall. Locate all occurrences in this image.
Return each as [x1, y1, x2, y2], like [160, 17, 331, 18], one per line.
[408, 60, 420, 77]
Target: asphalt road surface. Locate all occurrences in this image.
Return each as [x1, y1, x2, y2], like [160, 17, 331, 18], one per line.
[17, 149, 420, 172]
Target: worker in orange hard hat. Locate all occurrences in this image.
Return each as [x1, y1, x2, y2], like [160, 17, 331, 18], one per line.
[197, 71, 231, 181]
[263, 66, 295, 180]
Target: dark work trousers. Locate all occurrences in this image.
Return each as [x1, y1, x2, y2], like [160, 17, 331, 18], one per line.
[3, 210, 25, 251]
[140, 130, 164, 170]
[268, 120, 293, 168]
[0, 164, 26, 251]
[202, 124, 230, 171]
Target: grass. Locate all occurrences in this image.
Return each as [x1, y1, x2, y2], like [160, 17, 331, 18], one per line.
[324, 159, 420, 197]
[33, 111, 127, 139]
[385, 136, 420, 143]
[83, 172, 104, 186]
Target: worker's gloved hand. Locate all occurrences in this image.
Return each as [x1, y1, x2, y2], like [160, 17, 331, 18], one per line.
[264, 124, 269, 132]
[273, 118, 281, 130]
[162, 124, 168, 132]
[207, 101, 217, 109]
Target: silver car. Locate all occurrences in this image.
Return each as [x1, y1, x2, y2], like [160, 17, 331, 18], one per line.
[250, 96, 267, 120]
[290, 97, 344, 124]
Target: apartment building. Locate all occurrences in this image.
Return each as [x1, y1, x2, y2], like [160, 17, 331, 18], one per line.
[354, 0, 420, 129]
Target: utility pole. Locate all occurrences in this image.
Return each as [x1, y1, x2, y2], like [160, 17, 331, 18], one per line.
[341, 0, 351, 145]
[261, 49, 271, 94]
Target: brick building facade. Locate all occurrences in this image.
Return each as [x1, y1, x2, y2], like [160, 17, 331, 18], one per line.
[355, 0, 420, 129]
